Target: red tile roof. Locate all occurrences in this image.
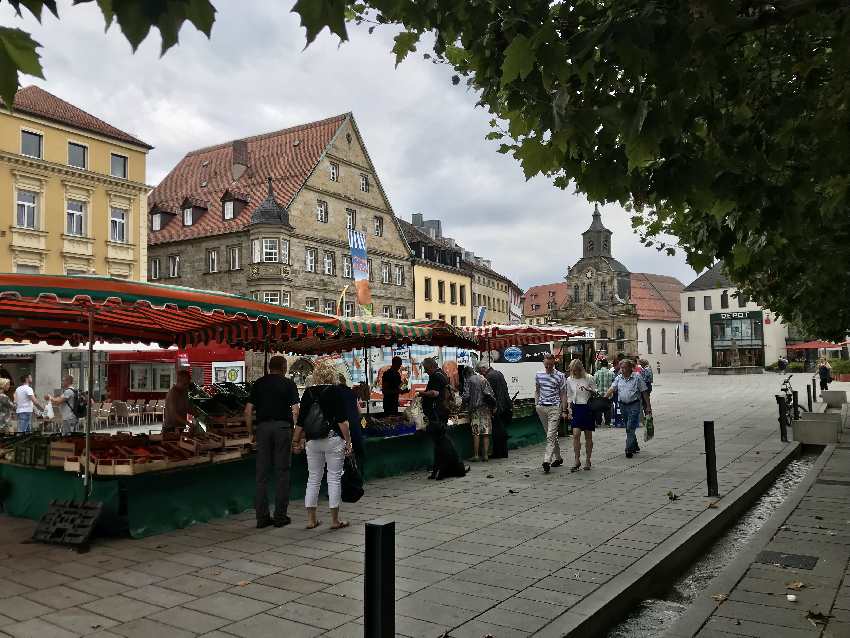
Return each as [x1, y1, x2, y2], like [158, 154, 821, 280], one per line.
[7, 86, 152, 149]
[630, 273, 684, 321]
[522, 282, 569, 316]
[148, 114, 348, 245]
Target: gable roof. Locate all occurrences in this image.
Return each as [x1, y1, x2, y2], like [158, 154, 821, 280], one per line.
[148, 114, 348, 245]
[630, 273, 684, 321]
[6, 86, 151, 149]
[397, 218, 456, 251]
[523, 282, 570, 316]
[684, 263, 733, 291]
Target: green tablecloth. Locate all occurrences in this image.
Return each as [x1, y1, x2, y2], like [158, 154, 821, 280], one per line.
[0, 415, 543, 538]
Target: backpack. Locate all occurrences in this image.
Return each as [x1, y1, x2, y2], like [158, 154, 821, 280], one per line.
[481, 379, 498, 409]
[301, 388, 332, 440]
[70, 388, 87, 419]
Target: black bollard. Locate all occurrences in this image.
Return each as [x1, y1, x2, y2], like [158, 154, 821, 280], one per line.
[792, 390, 800, 420]
[365, 520, 395, 638]
[812, 377, 818, 402]
[775, 395, 789, 442]
[704, 421, 719, 497]
[807, 384, 813, 412]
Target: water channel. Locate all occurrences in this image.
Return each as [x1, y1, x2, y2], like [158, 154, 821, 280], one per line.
[608, 449, 819, 637]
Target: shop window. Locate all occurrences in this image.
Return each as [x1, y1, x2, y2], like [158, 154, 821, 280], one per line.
[130, 364, 174, 392]
[646, 328, 652, 354]
[721, 290, 729, 309]
[661, 328, 667, 354]
[687, 296, 695, 311]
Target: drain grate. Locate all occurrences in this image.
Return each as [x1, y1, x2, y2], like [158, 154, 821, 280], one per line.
[756, 550, 819, 570]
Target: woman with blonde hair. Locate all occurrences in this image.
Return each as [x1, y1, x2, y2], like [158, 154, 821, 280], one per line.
[566, 359, 597, 471]
[292, 361, 353, 530]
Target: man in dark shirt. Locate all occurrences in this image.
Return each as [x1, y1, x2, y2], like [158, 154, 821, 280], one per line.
[338, 374, 365, 474]
[418, 357, 448, 427]
[381, 357, 403, 415]
[479, 363, 511, 458]
[245, 356, 300, 529]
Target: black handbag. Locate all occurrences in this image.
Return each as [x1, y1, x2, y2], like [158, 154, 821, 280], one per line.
[588, 392, 612, 413]
[341, 455, 364, 503]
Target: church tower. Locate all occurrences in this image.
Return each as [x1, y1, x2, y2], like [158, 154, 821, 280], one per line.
[581, 204, 612, 258]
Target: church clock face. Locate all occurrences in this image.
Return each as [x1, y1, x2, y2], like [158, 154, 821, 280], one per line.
[585, 269, 594, 279]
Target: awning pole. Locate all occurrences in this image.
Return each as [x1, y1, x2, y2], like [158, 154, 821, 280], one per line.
[263, 337, 269, 375]
[84, 309, 94, 499]
[488, 337, 492, 365]
[364, 341, 371, 415]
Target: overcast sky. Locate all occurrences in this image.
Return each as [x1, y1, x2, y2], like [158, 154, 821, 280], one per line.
[5, 1, 699, 289]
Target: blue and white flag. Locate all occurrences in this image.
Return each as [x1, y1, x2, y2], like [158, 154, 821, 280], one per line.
[348, 229, 372, 314]
[474, 305, 487, 326]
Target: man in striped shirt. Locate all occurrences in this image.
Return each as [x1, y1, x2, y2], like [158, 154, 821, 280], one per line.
[535, 353, 568, 473]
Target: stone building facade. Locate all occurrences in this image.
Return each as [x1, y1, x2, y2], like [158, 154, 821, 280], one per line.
[147, 114, 414, 321]
[546, 205, 684, 367]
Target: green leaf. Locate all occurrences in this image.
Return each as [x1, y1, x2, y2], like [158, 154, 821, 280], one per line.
[392, 31, 419, 66]
[292, 0, 349, 45]
[501, 33, 534, 86]
[8, 0, 58, 20]
[732, 244, 751, 268]
[0, 27, 43, 78]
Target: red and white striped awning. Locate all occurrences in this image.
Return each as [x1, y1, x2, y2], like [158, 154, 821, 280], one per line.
[461, 324, 591, 351]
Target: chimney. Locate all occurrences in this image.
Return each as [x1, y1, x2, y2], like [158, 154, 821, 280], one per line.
[231, 139, 249, 181]
[483, 259, 491, 269]
[411, 213, 424, 227]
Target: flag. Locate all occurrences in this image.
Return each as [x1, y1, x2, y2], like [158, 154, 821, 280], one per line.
[348, 229, 372, 308]
[474, 306, 487, 326]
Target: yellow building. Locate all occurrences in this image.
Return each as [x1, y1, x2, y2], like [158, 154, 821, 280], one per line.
[399, 218, 471, 325]
[0, 86, 151, 277]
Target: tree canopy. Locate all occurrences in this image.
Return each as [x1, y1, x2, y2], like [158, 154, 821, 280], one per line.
[2, 0, 849, 338]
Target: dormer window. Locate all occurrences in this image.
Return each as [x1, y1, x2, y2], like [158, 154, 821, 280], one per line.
[183, 207, 193, 226]
[151, 213, 161, 231]
[223, 200, 234, 220]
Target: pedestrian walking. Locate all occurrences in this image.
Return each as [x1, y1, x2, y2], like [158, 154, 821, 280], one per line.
[535, 353, 568, 474]
[818, 358, 832, 392]
[44, 375, 80, 435]
[593, 360, 614, 426]
[656, 361, 661, 375]
[417, 358, 467, 480]
[381, 356, 403, 415]
[244, 356, 300, 529]
[566, 360, 596, 471]
[605, 360, 652, 458]
[461, 366, 493, 462]
[0, 379, 13, 433]
[479, 362, 511, 458]
[14, 374, 43, 434]
[639, 358, 654, 414]
[163, 369, 192, 433]
[338, 374, 365, 474]
[292, 361, 353, 530]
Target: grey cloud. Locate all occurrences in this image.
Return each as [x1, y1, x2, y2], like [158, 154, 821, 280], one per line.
[5, 1, 699, 290]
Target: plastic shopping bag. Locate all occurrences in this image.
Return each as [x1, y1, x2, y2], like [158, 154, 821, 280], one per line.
[644, 414, 654, 442]
[44, 402, 54, 420]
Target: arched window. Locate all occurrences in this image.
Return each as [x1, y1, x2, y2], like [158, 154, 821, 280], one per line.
[600, 282, 607, 301]
[586, 284, 594, 302]
[573, 284, 580, 303]
[646, 328, 653, 354]
[661, 328, 667, 354]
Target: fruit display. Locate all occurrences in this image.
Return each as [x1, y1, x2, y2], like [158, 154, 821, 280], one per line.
[362, 414, 416, 438]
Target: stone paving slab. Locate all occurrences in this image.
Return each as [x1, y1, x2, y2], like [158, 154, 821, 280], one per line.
[0, 374, 824, 637]
[668, 388, 850, 638]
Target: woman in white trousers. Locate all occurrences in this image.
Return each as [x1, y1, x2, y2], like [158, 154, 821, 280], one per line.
[292, 362, 353, 530]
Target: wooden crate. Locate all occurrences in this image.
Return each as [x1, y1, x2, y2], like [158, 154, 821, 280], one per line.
[49, 441, 78, 467]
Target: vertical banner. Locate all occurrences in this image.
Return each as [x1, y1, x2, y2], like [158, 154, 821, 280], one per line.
[348, 229, 373, 315]
[474, 306, 487, 326]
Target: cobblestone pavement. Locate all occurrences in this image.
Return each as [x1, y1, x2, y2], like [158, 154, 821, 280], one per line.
[0, 373, 817, 637]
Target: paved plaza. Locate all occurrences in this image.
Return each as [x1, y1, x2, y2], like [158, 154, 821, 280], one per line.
[0, 373, 831, 637]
